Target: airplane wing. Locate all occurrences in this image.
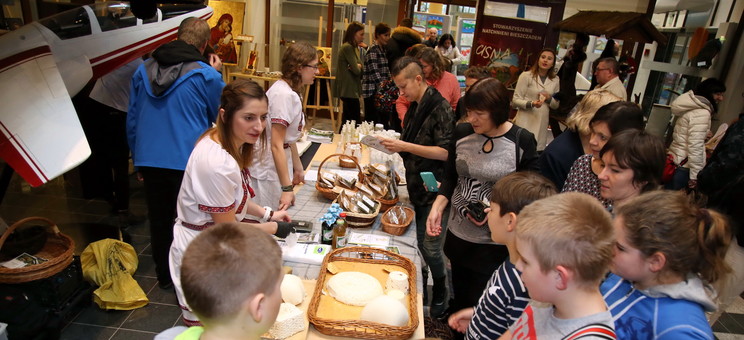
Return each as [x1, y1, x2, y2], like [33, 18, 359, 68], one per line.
[0, 45, 91, 187]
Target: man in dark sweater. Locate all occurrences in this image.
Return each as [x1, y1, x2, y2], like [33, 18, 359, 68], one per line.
[379, 56, 454, 317]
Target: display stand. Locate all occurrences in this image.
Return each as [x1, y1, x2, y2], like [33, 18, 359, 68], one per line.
[304, 16, 341, 132]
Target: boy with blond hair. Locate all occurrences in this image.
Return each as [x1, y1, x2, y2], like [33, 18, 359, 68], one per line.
[448, 172, 557, 339]
[500, 192, 616, 340]
[155, 222, 283, 340]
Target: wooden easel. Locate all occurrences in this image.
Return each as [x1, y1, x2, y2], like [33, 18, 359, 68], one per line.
[303, 16, 342, 132]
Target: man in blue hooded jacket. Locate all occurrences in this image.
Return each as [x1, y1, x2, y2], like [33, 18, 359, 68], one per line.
[127, 16, 224, 289]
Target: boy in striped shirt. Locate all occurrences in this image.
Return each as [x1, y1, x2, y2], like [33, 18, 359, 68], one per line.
[448, 172, 557, 339]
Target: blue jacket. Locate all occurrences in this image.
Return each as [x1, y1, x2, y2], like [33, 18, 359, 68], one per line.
[127, 41, 224, 171]
[601, 273, 716, 340]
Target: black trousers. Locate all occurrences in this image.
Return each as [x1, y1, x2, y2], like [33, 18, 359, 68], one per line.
[140, 167, 184, 283]
[341, 97, 361, 125]
[78, 100, 131, 211]
[444, 229, 510, 311]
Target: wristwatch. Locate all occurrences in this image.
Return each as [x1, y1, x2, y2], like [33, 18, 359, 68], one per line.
[281, 184, 294, 192]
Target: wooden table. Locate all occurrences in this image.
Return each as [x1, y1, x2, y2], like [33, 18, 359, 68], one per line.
[286, 137, 425, 339]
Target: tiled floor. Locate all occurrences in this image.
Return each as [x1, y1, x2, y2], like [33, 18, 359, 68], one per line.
[2, 161, 744, 339]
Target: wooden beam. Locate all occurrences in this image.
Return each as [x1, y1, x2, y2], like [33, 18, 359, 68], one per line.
[265, 0, 270, 68]
[326, 0, 335, 47]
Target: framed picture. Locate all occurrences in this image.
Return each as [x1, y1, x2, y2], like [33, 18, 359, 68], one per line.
[316, 46, 332, 77]
[207, 1, 245, 64]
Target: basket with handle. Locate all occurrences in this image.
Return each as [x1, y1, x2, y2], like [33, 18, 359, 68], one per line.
[0, 217, 74, 284]
[307, 246, 419, 339]
[315, 153, 365, 201]
[331, 196, 381, 228]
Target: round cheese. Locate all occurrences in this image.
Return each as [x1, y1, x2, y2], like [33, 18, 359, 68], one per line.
[325, 271, 383, 306]
[281, 274, 305, 305]
[386, 271, 409, 294]
[360, 295, 410, 326]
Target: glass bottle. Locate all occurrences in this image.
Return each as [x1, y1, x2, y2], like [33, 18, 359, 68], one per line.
[332, 213, 347, 249]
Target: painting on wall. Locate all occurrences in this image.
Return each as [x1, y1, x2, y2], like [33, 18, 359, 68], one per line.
[207, 1, 245, 64]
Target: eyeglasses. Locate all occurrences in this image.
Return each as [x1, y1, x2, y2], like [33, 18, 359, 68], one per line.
[595, 68, 611, 72]
[303, 64, 319, 69]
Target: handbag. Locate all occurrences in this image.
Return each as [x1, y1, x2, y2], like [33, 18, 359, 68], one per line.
[662, 154, 687, 183]
[374, 78, 398, 114]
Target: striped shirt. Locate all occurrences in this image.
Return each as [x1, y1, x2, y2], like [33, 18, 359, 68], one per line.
[466, 259, 529, 339]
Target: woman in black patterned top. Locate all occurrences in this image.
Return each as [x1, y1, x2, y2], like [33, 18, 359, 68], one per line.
[362, 22, 391, 128]
[562, 102, 644, 208]
[427, 78, 539, 313]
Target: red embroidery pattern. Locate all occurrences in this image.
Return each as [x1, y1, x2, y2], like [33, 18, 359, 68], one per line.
[181, 221, 215, 231]
[198, 202, 235, 213]
[271, 118, 289, 127]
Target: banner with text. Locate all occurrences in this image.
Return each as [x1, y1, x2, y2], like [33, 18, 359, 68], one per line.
[471, 16, 547, 89]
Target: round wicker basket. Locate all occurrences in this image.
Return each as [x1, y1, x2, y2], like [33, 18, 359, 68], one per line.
[381, 206, 414, 236]
[0, 217, 74, 284]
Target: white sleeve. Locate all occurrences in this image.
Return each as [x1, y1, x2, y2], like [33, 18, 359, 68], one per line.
[269, 87, 300, 128]
[191, 152, 241, 213]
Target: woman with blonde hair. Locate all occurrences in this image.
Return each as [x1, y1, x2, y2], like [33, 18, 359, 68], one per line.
[169, 79, 293, 325]
[250, 41, 318, 210]
[512, 48, 560, 151]
[538, 89, 621, 190]
[602, 190, 731, 339]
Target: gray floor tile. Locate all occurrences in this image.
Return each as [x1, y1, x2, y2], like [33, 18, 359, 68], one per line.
[110, 328, 158, 340]
[135, 254, 157, 278]
[60, 323, 117, 340]
[128, 234, 151, 255]
[72, 301, 132, 328]
[145, 280, 179, 305]
[121, 303, 182, 332]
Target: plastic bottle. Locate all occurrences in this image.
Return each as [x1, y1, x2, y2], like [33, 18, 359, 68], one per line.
[332, 213, 347, 249]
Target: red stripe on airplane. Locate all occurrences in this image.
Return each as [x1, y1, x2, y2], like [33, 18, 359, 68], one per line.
[0, 122, 47, 187]
[89, 11, 212, 65]
[0, 46, 52, 74]
[91, 31, 177, 79]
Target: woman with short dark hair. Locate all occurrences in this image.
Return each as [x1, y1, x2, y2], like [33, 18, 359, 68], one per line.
[362, 22, 391, 128]
[427, 77, 539, 316]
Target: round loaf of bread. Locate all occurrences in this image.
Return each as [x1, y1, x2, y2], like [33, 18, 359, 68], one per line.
[325, 271, 383, 306]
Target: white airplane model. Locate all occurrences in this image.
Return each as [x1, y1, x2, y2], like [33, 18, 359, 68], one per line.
[0, 2, 213, 187]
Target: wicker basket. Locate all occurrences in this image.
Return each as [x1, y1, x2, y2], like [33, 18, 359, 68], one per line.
[315, 153, 365, 201]
[339, 142, 362, 168]
[0, 217, 74, 284]
[381, 206, 414, 236]
[332, 197, 381, 228]
[378, 196, 400, 212]
[308, 246, 419, 339]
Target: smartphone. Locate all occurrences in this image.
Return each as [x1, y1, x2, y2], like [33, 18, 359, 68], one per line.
[293, 220, 313, 233]
[420, 172, 439, 192]
[466, 201, 488, 223]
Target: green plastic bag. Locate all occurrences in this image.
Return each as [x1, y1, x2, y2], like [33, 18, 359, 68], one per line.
[81, 238, 149, 310]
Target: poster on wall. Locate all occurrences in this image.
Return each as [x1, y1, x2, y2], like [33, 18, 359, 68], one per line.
[470, 16, 546, 89]
[207, 1, 246, 64]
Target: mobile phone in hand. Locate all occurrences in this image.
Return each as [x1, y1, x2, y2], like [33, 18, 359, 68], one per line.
[420, 172, 439, 192]
[466, 201, 488, 223]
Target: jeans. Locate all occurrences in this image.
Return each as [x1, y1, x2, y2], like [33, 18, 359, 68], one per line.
[665, 166, 690, 190]
[414, 204, 448, 280]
